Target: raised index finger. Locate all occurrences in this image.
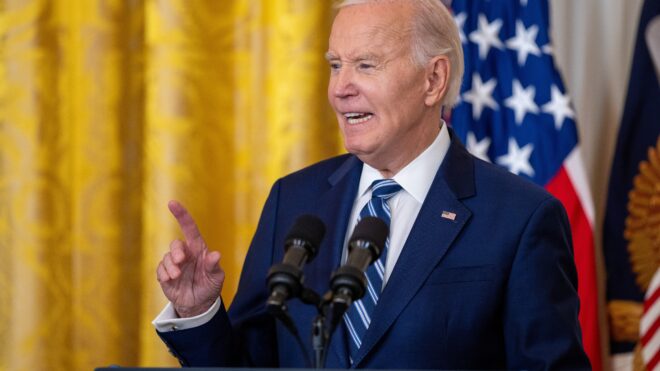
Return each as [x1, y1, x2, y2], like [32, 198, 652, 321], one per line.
[168, 200, 203, 245]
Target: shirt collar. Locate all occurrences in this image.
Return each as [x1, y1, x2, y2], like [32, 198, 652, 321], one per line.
[357, 122, 451, 203]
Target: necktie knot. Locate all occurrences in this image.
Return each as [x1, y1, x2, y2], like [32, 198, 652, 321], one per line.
[370, 179, 402, 201]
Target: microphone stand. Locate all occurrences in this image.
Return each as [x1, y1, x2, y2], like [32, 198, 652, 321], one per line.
[311, 258, 370, 367]
[269, 284, 350, 368]
[312, 314, 326, 368]
[312, 288, 353, 368]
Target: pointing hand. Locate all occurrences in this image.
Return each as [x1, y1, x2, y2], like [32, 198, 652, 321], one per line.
[156, 200, 225, 317]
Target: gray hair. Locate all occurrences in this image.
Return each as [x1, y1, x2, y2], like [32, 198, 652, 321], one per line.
[335, 0, 464, 107]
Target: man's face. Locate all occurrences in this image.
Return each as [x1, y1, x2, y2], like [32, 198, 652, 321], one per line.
[326, 2, 433, 171]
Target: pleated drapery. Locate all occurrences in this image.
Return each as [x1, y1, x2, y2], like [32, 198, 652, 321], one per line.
[0, 1, 339, 370]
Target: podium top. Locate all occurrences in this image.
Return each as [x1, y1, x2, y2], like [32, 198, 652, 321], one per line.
[96, 368, 479, 371]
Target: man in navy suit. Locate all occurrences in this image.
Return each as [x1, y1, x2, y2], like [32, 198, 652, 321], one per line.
[154, 0, 590, 369]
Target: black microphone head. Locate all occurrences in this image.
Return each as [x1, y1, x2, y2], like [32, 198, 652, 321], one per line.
[349, 216, 389, 257]
[285, 215, 326, 258]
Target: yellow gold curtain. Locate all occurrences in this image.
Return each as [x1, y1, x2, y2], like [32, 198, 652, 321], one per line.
[0, 0, 339, 370]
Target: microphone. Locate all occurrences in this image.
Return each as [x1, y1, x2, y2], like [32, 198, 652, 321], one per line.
[329, 216, 389, 312]
[266, 215, 326, 310]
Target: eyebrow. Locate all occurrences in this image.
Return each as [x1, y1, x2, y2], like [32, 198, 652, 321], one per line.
[324, 52, 382, 62]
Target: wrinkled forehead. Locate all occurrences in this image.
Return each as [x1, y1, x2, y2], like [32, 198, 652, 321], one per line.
[328, 2, 414, 56]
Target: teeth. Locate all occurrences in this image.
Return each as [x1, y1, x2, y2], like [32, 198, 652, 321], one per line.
[344, 112, 362, 118]
[344, 112, 373, 124]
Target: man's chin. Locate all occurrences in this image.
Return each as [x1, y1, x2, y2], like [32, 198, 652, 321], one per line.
[343, 142, 369, 157]
[345, 146, 377, 164]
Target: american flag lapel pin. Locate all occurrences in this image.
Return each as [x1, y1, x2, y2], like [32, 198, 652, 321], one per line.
[441, 211, 457, 221]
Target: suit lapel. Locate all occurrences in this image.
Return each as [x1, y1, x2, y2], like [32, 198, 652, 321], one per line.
[352, 131, 476, 367]
[307, 155, 362, 369]
[311, 155, 362, 287]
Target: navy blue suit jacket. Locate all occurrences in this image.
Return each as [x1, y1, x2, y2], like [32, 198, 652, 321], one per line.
[159, 132, 590, 369]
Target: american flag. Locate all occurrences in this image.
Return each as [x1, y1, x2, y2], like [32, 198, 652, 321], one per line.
[449, 1, 601, 369]
[642, 268, 660, 371]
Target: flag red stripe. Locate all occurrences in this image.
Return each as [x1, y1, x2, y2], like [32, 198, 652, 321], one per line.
[641, 314, 660, 345]
[645, 286, 660, 313]
[546, 166, 602, 371]
[647, 345, 660, 371]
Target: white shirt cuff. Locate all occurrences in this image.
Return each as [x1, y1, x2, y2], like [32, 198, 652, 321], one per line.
[152, 298, 222, 332]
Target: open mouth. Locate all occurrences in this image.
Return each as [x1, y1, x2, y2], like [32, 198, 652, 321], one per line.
[344, 112, 374, 125]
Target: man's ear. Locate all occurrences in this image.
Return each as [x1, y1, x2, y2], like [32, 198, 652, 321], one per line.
[424, 55, 450, 106]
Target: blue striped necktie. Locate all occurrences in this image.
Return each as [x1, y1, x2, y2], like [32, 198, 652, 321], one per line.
[343, 179, 402, 362]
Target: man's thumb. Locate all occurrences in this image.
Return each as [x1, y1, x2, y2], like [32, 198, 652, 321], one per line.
[205, 250, 221, 272]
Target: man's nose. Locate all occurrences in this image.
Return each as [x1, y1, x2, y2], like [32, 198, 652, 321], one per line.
[332, 68, 358, 98]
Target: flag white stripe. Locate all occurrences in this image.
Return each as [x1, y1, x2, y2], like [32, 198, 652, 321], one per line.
[564, 147, 595, 226]
[645, 268, 660, 301]
[642, 269, 660, 334]
[642, 293, 660, 335]
[642, 269, 660, 370]
[642, 327, 660, 369]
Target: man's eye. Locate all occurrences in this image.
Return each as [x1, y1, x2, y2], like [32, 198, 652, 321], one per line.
[329, 63, 341, 71]
[359, 63, 374, 70]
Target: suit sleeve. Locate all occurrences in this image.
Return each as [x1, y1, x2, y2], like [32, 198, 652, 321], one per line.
[157, 180, 282, 367]
[504, 196, 591, 370]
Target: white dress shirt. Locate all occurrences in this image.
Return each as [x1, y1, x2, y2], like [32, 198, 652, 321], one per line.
[153, 123, 451, 332]
[340, 123, 450, 284]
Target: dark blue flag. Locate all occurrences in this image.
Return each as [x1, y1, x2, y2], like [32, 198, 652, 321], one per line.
[603, 0, 660, 357]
